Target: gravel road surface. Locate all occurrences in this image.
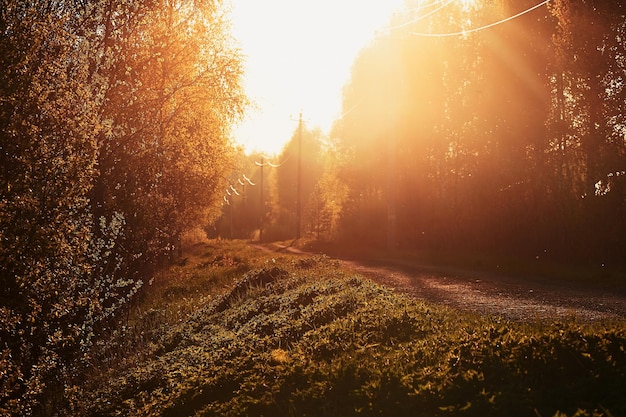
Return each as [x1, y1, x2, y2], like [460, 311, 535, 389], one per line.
[259, 243, 626, 322]
[344, 258, 626, 322]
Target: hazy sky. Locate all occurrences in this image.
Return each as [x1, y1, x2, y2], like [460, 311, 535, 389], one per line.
[230, 0, 404, 155]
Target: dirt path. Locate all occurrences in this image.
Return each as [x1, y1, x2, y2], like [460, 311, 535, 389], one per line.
[343, 258, 626, 322]
[257, 243, 626, 322]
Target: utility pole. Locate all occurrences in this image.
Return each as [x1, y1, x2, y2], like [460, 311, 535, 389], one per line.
[259, 157, 264, 242]
[255, 158, 269, 242]
[381, 35, 400, 251]
[296, 112, 303, 240]
[229, 196, 234, 240]
[387, 131, 397, 250]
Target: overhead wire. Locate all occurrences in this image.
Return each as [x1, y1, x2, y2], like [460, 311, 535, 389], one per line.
[256, 150, 293, 168]
[410, 0, 551, 37]
[336, 100, 363, 120]
[386, 0, 456, 32]
[222, 174, 256, 205]
[243, 174, 255, 185]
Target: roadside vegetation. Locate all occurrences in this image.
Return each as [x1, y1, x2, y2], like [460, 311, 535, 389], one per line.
[57, 240, 626, 417]
[5, 2, 626, 414]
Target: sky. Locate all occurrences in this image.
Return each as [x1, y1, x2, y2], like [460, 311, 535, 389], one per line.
[229, 0, 405, 155]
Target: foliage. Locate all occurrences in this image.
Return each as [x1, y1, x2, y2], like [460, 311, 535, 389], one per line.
[0, 2, 101, 414]
[277, 0, 626, 265]
[0, 0, 244, 415]
[211, 149, 266, 240]
[66, 242, 626, 417]
[89, 0, 246, 272]
[213, 1, 626, 268]
[220, 126, 328, 242]
[270, 126, 324, 241]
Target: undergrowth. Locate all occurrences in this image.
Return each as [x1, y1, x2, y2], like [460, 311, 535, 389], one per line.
[57, 240, 626, 417]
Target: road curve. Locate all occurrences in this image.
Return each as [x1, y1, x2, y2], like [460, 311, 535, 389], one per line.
[255, 243, 626, 322]
[343, 258, 626, 322]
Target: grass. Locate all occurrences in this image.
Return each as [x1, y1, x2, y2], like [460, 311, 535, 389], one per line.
[59, 240, 626, 417]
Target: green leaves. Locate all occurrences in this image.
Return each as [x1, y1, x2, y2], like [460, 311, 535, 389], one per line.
[73, 248, 626, 416]
[90, 0, 245, 273]
[1, 0, 244, 414]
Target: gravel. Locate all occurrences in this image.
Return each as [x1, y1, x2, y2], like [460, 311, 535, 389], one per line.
[343, 259, 626, 322]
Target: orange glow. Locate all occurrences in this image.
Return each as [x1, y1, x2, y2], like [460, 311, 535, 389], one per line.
[230, 0, 404, 155]
[460, 0, 476, 10]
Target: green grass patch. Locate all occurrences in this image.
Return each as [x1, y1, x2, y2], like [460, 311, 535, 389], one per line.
[64, 240, 626, 417]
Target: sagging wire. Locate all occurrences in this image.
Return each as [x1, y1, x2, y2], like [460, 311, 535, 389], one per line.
[222, 174, 255, 205]
[386, 0, 456, 32]
[410, 0, 551, 38]
[243, 174, 255, 186]
[256, 151, 293, 168]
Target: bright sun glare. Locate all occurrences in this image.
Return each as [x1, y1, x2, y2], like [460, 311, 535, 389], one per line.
[230, 0, 405, 155]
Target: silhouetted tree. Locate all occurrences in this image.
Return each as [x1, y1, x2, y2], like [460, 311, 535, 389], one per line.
[270, 126, 323, 240]
[330, 0, 626, 264]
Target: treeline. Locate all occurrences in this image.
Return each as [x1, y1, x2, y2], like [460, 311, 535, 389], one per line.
[333, 0, 626, 262]
[223, 0, 625, 265]
[0, 0, 244, 414]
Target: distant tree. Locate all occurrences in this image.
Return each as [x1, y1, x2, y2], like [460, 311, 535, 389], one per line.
[269, 126, 323, 241]
[213, 149, 262, 239]
[547, 0, 626, 260]
[333, 0, 575, 256]
[306, 173, 346, 241]
[334, 36, 406, 246]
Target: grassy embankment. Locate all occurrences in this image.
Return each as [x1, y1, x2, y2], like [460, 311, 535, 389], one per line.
[64, 239, 626, 417]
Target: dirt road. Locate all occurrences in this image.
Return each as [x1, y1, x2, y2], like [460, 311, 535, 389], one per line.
[261, 243, 626, 322]
[343, 258, 626, 322]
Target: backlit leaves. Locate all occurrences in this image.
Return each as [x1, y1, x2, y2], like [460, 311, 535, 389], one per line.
[1, 0, 244, 414]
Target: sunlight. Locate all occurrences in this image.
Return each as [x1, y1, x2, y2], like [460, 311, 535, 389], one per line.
[230, 0, 404, 155]
[460, 0, 476, 10]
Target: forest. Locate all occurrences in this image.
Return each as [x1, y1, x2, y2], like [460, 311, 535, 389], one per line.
[0, 0, 245, 414]
[221, 0, 626, 266]
[1, 0, 625, 415]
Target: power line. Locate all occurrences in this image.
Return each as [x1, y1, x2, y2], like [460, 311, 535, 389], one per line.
[410, 0, 551, 38]
[222, 173, 256, 205]
[386, 0, 456, 32]
[242, 174, 255, 186]
[255, 149, 294, 168]
[336, 100, 363, 120]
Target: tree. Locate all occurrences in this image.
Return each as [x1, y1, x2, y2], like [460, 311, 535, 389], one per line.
[269, 126, 323, 241]
[0, 0, 244, 413]
[0, 2, 101, 413]
[333, 0, 578, 257]
[547, 0, 626, 260]
[90, 0, 245, 272]
[330, 0, 626, 263]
